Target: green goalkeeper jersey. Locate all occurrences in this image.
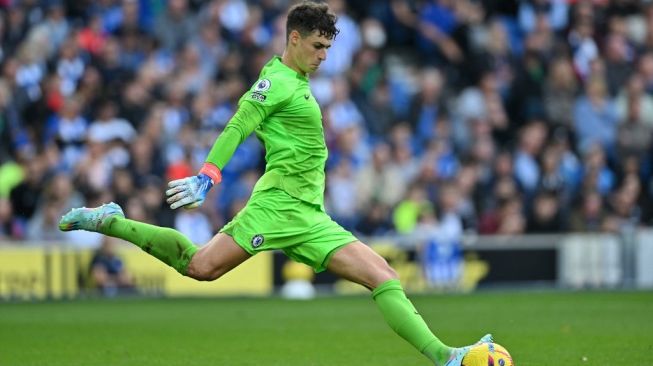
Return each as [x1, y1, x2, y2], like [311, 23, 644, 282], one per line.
[205, 56, 327, 205]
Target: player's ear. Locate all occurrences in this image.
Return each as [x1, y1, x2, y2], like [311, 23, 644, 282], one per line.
[289, 30, 301, 46]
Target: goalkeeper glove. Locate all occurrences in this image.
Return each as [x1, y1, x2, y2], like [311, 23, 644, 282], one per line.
[165, 163, 222, 210]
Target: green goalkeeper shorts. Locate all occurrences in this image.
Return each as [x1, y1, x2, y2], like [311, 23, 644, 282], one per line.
[220, 188, 357, 272]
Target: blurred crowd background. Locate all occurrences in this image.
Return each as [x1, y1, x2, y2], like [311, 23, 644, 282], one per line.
[0, 0, 652, 249]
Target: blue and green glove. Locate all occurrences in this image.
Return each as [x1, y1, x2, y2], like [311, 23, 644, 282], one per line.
[165, 163, 222, 209]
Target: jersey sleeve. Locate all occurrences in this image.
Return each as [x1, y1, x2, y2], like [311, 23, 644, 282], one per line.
[204, 74, 294, 170]
[241, 74, 295, 116]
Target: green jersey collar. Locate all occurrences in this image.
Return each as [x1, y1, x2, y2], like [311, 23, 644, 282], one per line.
[264, 56, 309, 81]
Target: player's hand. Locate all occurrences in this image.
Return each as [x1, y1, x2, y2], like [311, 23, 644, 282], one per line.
[166, 173, 214, 210]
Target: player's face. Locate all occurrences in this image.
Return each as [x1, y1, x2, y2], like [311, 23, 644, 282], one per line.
[294, 30, 332, 74]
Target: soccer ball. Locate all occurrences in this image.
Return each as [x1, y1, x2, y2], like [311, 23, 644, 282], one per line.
[462, 342, 514, 366]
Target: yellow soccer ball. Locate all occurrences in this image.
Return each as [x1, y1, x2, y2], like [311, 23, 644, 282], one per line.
[462, 342, 514, 366]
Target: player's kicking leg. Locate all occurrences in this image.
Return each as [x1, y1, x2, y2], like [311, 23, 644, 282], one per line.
[59, 202, 250, 280]
[327, 241, 491, 366]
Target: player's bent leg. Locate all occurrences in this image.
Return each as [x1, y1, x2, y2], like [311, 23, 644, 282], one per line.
[60, 202, 198, 275]
[59, 202, 249, 280]
[327, 241, 454, 366]
[185, 233, 251, 281]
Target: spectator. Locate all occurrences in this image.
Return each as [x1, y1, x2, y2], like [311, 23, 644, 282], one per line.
[606, 176, 642, 232]
[9, 157, 46, 236]
[141, 176, 175, 228]
[408, 67, 447, 147]
[355, 141, 405, 212]
[615, 73, 653, 129]
[475, 19, 514, 97]
[479, 196, 526, 235]
[113, 0, 147, 38]
[435, 182, 465, 239]
[118, 28, 148, 73]
[0, 197, 16, 239]
[454, 160, 480, 230]
[603, 31, 635, 97]
[573, 77, 619, 156]
[569, 190, 606, 232]
[580, 144, 615, 197]
[95, 37, 131, 100]
[119, 81, 152, 130]
[55, 38, 86, 97]
[110, 167, 135, 210]
[74, 137, 111, 193]
[127, 135, 165, 187]
[454, 71, 508, 150]
[326, 159, 358, 230]
[387, 123, 420, 184]
[416, 203, 463, 289]
[354, 200, 393, 237]
[509, 44, 547, 129]
[526, 190, 566, 233]
[518, 0, 568, 34]
[358, 72, 396, 137]
[543, 57, 579, 131]
[393, 183, 433, 234]
[26, 172, 82, 241]
[174, 44, 210, 95]
[638, 52, 653, 94]
[616, 95, 653, 164]
[77, 14, 106, 56]
[513, 121, 548, 198]
[29, 2, 69, 58]
[44, 96, 88, 171]
[470, 136, 497, 192]
[88, 100, 136, 145]
[153, 0, 196, 52]
[89, 236, 135, 297]
[417, 0, 463, 66]
[569, 18, 598, 81]
[368, 0, 418, 49]
[174, 208, 214, 245]
[3, 7, 31, 57]
[190, 21, 226, 80]
[25, 197, 66, 241]
[326, 77, 365, 134]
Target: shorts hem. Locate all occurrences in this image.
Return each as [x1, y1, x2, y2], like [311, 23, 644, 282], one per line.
[220, 227, 257, 256]
[314, 239, 357, 273]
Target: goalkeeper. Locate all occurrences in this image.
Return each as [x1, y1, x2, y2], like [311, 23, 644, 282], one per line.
[59, 2, 489, 365]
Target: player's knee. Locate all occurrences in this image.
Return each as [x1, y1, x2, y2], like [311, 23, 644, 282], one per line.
[380, 263, 399, 282]
[187, 266, 224, 281]
[186, 258, 225, 281]
[371, 261, 398, 287]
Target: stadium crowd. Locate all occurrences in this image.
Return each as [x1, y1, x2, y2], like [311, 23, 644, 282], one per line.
[0, 0, 651, 248]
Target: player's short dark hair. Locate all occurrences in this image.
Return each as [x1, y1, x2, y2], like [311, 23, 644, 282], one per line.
[286, 1, 339, 41]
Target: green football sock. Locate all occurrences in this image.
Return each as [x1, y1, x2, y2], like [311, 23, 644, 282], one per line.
[372, 279, 452, 366]
[100, 216, 198, 275]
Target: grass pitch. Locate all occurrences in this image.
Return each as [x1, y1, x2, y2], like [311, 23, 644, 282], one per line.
[0, 290, 650, 365]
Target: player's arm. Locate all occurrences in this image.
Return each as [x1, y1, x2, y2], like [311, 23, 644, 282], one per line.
[203, 100, 267, 173]
[165, 101, 268, 209]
